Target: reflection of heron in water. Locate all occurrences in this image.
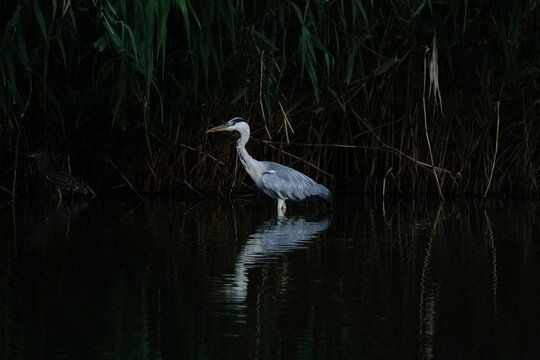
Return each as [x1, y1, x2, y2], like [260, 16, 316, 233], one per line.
[24, 201, 90, 251]
[44, 201, 89, 226]
[212, 214, 332, 309]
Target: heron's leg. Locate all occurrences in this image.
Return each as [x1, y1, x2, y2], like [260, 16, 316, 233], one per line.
[277, 199, 286, 216]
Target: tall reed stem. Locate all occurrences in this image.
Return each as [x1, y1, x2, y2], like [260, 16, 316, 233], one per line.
[423, 47, 444, 200]
[484, 101, 500, 197]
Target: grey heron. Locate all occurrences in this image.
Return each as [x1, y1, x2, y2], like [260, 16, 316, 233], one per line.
[206, 117, 332, 213]
[27, 150, 89, 199]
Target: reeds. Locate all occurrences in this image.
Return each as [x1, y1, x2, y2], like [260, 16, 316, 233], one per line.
[1, 0, 539, 196]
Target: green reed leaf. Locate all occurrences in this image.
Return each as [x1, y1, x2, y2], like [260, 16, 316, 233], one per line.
[230, 87, 247, 105]
[374, 57, 399, 76]
[33, 0, 47, 40]
[253, 30, 278, 51]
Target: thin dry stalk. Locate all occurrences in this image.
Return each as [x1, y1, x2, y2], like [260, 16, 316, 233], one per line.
[382, 167, 393, 199]
[279, 101, 294, 144]
[428, 34, 443, 113]
[12, 132, 19, 198]
[484, 101, 500, 197]
[0, 184, 16, 197]
[349, 108, 454, 177]
[260, 140, 333, 178]
[107, 158, 143, 199]
[145, 158, 159, 182]
[423, 47, 444, 200]
[258, 49, 271, 139]
[183, 179, 206, 198]
[86, 185, 98, 198]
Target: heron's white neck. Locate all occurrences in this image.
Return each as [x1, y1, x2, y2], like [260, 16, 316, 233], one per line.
[234, 123, 263, 183]
[235, 122, 250, 149]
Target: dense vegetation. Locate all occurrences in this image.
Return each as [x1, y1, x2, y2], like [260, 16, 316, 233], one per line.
[1, 0, 539, 198]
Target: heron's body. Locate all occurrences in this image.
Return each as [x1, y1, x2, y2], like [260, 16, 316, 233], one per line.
[27, 151, 88, 198]
[207, 117, 332, 214]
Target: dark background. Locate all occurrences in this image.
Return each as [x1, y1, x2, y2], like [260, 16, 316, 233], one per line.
[1, 0, 539, 197]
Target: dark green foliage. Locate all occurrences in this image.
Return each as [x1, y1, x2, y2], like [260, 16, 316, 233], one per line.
[0, 0, 539, 196]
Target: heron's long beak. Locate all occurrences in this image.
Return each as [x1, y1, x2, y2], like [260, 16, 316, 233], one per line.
[26, 153, 39, 159]
[206, 123, 231, 133]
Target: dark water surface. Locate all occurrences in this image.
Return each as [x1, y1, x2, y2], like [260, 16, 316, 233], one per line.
[1, 195, 540, 359]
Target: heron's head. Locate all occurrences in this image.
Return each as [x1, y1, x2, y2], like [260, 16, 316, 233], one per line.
[206, 117, 248, 134]
[26, 150, 48, 160]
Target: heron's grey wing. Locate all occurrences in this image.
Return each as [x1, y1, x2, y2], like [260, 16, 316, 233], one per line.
[260, 162, 332, 202]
